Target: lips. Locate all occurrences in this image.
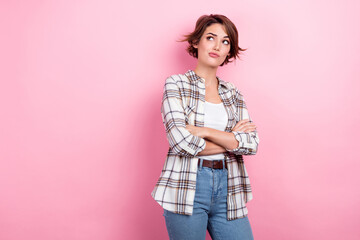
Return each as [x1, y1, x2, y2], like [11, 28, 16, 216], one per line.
[209, 52, 220, 58]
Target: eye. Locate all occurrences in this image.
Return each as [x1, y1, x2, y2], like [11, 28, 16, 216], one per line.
[223, 40, 230, 45]
[206, 36, 214, 40]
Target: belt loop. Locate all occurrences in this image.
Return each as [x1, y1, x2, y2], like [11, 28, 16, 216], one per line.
[199, 158, 203, 170]
[222, 159, 226, 170]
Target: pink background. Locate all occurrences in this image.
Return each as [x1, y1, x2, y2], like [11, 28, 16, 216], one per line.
[1, 0, 360, 239]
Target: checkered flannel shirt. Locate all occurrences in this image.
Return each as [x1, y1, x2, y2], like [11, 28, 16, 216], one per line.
[151, 69, 260, 221]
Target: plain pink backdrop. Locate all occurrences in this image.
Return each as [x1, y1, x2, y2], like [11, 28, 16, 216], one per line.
[1, 0, 359, 239]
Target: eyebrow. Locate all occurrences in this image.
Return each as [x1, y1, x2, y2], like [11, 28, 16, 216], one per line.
[206, 32, 229, 38]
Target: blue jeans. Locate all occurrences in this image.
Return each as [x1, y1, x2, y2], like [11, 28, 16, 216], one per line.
[163, 159, 254, 240]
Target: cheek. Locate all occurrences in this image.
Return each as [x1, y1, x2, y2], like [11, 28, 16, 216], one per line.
[198, 44, 209, 56]
[200, 40, 212, 49]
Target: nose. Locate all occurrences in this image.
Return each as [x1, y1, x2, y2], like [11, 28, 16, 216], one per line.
[213, 40, 220, 51]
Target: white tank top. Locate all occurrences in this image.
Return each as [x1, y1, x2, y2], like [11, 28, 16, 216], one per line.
[199, 101, 228, 161]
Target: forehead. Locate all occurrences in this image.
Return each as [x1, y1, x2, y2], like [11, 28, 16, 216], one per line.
[204, 23, 228, 36]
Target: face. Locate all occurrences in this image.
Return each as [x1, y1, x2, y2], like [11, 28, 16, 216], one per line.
[193, 23, 231, 67]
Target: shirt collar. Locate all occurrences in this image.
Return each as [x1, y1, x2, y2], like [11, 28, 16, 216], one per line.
[184, 69, 229, 89]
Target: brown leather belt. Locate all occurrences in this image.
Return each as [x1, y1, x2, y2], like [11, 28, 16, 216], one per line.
[198, 159, 227, 169]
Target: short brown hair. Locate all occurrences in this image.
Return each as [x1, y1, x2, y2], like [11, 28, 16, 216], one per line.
[178, 14, 247, 66]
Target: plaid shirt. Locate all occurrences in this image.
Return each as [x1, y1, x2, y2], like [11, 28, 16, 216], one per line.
[151, 69, 260, 221]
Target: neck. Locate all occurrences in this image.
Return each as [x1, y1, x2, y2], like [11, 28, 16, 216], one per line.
[194, 63, 219, 87]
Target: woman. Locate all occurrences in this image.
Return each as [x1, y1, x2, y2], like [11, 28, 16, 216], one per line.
[151, 14, 260, 240]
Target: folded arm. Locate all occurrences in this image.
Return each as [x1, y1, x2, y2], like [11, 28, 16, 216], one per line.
[186, 87, 259, 155]
[226, 88, 259, 155]
[161, 76, 206, 157]
[197, 140, 227, 156]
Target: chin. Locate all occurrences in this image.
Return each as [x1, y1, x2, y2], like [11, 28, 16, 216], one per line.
[209, 60, 223, 67]
[199, 58, 222, 67]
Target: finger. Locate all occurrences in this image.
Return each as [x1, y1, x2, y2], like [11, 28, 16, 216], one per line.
[233, 126, 257, 133]
[233, 123, 250, 131]
[233, 119, 250, 130]
[245, 126, 257, 131]
[244, 125, 257, 132]
[233, 122, 255, 131]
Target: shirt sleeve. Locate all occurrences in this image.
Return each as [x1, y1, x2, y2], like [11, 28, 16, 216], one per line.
[161, 76, 206, 157]
[226, 87, 260, 155]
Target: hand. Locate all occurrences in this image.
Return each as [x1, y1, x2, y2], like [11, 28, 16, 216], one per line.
[185, 124, 208, 138]
[232, 119, 257, 133]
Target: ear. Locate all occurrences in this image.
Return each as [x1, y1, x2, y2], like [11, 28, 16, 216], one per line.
[192, 43, 198, 49]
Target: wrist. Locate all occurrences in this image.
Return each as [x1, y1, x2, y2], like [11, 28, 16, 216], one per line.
[203, 127, 212, 139]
